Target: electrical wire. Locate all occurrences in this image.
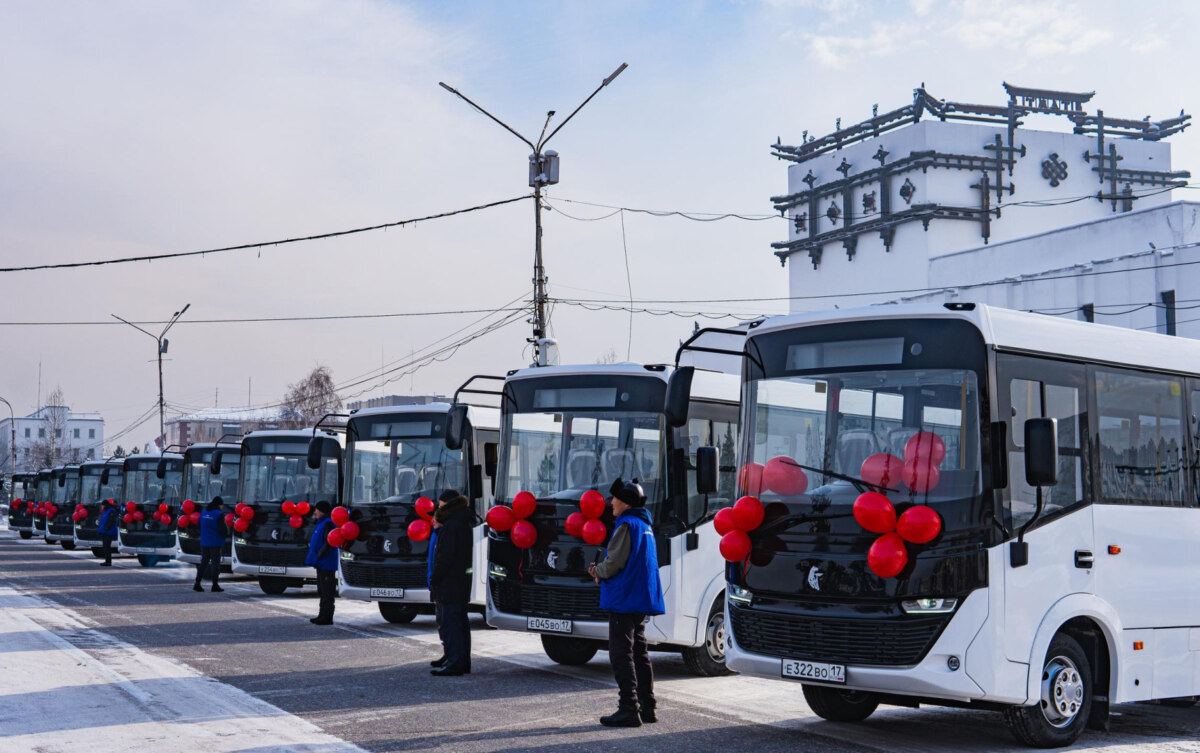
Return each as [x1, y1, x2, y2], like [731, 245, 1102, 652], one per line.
[0, 305, 530, 328]
[546, 197, 779, 222]
[619, 210, 634, 359]
[0, 195, 530, 274]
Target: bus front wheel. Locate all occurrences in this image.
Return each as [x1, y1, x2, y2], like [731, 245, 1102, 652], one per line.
[1003, 633, 1092, 748]
[803, 684, 880, 723]
[541, 635, 598, 666]
[60, 541, 76, 550]
[258, 577, 289, 595]
[379, 602, 419, 624]
[682, 600, 731, 677]
[19, 530, 32, 539]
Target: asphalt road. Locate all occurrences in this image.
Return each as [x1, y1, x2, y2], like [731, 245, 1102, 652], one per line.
[1, 530, 1198, 753]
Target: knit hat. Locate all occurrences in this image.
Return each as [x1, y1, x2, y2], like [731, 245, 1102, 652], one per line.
[439, 488, 462, 503]
[207, 496, 224, 510]
[314, 501, 333, 514]
[608, 477, 647, 507]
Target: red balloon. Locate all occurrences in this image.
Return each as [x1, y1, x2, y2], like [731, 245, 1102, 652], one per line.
[415, 497, 435, 521]
[281, 501, 296, 515]
[133, 511, 144, 521]
[158, 503, 168, 513]
[152, 512, 162, 522]
[224, 513, 236, 527]
[161, 515, 173, 526]
[512, 491, 537, 520]
[853, 492, 897, 534]
[177, 516, 189, 528]
[904, 431, 946, 465]
[579, 489, 605, 520]
[125, 501, 137, 512]
[407, 518, 431, 542]
[732, 496, 765, 531]
[288, 515, 303, 529]
[239, 505, 255, 520]
[234, 503, 245, 516]
[719, 530, 752, 562]
[295, 501, 311, 515]
[233, 517, 250, 533]
[581, 519, 607, 545]
[860, 453, 904, 489]
[737, 462, 765, 495]
[340, 521, 360, 540]
[713, 507, 738, 536]
[330, 506, 350, 526]
[868, 532, 909, 578]
[510, 519, 537, 549]
[189, 511, 200, 524]
[763, 456, 809, 496]
[123, 513, 133, 524]
[181, 499, 195, 514]
[896, 505, 942, 544]
[326, 528, 346, 547]
[564, 512, 585, 538]
[485, 505, 516, 532]
[902, 457, 941, 493]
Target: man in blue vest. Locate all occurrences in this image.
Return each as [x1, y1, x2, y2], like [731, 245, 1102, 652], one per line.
[97, 499, 118, 567]
[588, 478, 665, 728]
[306, 501, 339, 625]
[193, 497, 227, 592]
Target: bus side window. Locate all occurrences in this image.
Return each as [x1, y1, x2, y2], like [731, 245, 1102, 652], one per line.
[712, 419, 739, 511]
[683, 418, 710, 525]
[1095, 370, 1186, 506]
[1007, 373, 1086, 529]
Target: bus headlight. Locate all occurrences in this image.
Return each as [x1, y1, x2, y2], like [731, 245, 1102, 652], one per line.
[727, 584, 753, 605]
[340, 550, 355, 561]
[901, 598, 958, 614]
[489, 563, 509, 579]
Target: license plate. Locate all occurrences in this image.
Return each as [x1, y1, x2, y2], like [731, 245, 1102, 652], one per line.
[370, 588, 404, 599]
[782, 659, 846, 684]
[527, 617, 572, 634]
[135, 547, 157, 554]
[258, 566, 286, 575]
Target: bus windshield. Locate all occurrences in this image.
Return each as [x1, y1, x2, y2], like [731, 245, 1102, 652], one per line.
[80, 473, 102, 503]
[241, 453, 337, 503]
[745, 368, 982, 510]
[349, 437, 463, 505]
[36, 478, 50, 503]
[55, 475, 80, 505]
[499, 410, 665, 501]
[184, 457, 240, 505]
[125, 468, 183, 506]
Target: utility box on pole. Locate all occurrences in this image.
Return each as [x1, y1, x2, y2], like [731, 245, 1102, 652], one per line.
[528, 151, 559, 188]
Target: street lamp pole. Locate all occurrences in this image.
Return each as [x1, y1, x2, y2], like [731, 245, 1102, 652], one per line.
[112, 303, 191, 448]
[439, 63, 627, 366]
[0, 396, 15, 481]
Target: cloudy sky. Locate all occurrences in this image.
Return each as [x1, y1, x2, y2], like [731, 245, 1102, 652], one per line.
[1, 0, 1194, 451]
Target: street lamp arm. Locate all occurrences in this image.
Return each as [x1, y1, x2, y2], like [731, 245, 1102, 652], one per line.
[438, 81, 536, 152]
[159, 301, 191, 339]
[540, 62, 627, 150]
[111, 314, 159, 340]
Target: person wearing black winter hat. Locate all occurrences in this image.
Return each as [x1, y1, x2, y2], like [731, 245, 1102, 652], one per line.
[588, 477, 665, 728]
[429, 488, 473, 676]
[306, 501, 339, 625]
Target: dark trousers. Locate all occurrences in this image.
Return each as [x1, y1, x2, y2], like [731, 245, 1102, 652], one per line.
[100, 535, 114, 565]
[195, 547, 221, 588]
[609, 613, 654, 711]
[316, 569, 338, 621]
[435, 601, 446, 653]
[440, 601, 471, 671]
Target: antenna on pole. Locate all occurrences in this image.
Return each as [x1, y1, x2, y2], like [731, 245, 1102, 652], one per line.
[439, 62, 628, 366]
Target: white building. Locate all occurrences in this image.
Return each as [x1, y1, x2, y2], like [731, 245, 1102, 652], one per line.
[772, 83, 1192, 333]
[165, 407, 284, 448]
[0, 405, 106, 473]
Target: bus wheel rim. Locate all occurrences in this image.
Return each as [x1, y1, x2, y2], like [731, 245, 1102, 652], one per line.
[1040, 655, 1084, 728]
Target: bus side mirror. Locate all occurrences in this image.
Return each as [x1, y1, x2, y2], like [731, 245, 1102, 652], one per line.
[58, 474, 66, 487]
[1024, 418, 1058, 487]
[306, 437, 323, 470]
[483, 442, 498, 478]
[209, 450, 223, 475]
[446, 405, 468, 451]
[469, 465, 484, 501]
[696, 446, 718, 495]
[155, 457, 167, 479]
[665, 366, 695, 428]
[101, 468, 110, 485]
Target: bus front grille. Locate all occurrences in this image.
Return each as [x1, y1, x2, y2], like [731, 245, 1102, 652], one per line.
[489, 580, 607, 621]
[342, 561, 428, 590]
[236, 544, 308, 567]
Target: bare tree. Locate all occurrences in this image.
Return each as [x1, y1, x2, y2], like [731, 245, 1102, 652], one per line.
[281, 366, 342, 429]
[112, 445, 127, 458]
[595, 348, 620, 365]
[30, 386, 72, 468]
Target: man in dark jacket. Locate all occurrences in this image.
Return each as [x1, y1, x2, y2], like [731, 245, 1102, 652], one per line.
[306, 501, 339, 625]
[97, 499, 119, 567]
[588, 478, 666, 728]
[193, 497, 226, 593]
[428, 489, 473, 676]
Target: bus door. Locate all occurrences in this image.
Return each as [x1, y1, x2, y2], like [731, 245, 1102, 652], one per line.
[997, 355, 1092, 664]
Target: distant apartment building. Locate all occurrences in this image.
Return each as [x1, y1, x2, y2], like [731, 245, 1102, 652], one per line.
[164, 407, 285, 448]
[0, 405, 105, 473]
[346, 394, 452, 412]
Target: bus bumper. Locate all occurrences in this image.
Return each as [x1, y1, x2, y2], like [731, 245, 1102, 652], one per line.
[231, 562, 316, 581]
[726, 588, 991, 703]
[338, 582, 432, 603]
[118, 546, 176, 557]
[177, 553, 232, 566]
[486, 606, 610, 640]
[75, 537, 104, 548]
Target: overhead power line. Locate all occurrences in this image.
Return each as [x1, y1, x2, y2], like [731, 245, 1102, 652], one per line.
[0, 305, 530, 327]
[0, 195, 530, 274]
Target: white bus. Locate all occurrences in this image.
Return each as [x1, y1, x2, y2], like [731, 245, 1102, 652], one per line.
[8, 472, 36, 538]
[231, 429, 341, 595]
[74, 459, 124, 555]
[721, 303, 1200, 747]
[30, 469, 52, 540]
[47, 465, 81, 548]
[176, 442, 241, 567]
[118, 453, 183, 566]
[484, 361, 741, 675]
[335, 402, 499, 623]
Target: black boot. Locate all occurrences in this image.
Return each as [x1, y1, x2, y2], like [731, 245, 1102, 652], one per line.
[600, 706, 642, 728]
[639, 705, 657, 724]
[193, 583, 203, 592]
[430, 656, 449, 668]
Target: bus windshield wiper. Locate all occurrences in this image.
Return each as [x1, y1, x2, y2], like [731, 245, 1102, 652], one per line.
[757, 510, 850, 536]
[772, 457, 898, 495]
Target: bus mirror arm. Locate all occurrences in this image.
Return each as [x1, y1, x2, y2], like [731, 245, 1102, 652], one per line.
[1010, 486, 1043, 568]
[1011, 418, 1058, 568]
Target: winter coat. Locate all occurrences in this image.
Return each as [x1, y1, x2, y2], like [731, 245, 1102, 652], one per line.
[426, 525, 440, 597]
[429, 497, 473, 604]
[598, 507, 665, 616]
[306, 517, 339, 571]
[97, 506, 118, 537]
[198, 508, 226, 548]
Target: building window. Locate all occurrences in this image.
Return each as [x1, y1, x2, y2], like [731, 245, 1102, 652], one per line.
[38, 428, 45, 438]
[73, 428, 80, 439]
[1161, 290, 1177, 336]
[87, 449, 95, 459]
[89, 428, 95, 439]
[1080, 303, 1094, 323]
[55, 429, 62, 439]
[24, 428, 30, 438]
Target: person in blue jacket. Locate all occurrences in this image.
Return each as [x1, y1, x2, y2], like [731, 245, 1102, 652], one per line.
[427, 502, 445, 668]
[193, 497, 227, 593]
[97, 499, 119, 567]
[588, 478, 665, 728]
[306, 501, 339, 625]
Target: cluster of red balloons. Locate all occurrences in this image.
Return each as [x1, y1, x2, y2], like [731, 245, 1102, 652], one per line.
[176, 500, 200, 529]
[485, 490, 538, 549]
[714, 495, 765, 562]
[564, 489, 608, 546]
[280, 499, 313, 530]
[405, 497, 436, 543]
[737, 456, 809, 497]
[10, 498, 24, 512]
[326, 505, 362, 547]
[32, 501, 58, 518]
[122, 501, 145, 525]
[224, 503, 256, 533]
[71, 504, 89, 522]
[853, 492, 943, 578]
[860, 431, 947, 494]
[148, 502, 175, 527]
